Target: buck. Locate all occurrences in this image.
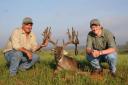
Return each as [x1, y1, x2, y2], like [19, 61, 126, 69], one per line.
[42, 27, 88, 76]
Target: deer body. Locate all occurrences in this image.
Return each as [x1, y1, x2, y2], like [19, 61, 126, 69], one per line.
[42, 27, 82, 75]
[53, 46, 79, 73]
[58, 55, 78, 71]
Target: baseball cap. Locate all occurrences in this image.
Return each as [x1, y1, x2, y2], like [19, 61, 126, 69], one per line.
[90, 19, 100, 27]
[22, 17, 33, 24]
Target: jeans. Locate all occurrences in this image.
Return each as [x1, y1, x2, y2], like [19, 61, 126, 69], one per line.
[4, 50, 39, 75]
[86, 52, 117, 73]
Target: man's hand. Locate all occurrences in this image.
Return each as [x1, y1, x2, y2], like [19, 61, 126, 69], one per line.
[91, 50, 100, 58]
[19, 47, 32, 60]
[26, 51, 32, 60]
[33, 38, 49, 52]
[41, 38, 49, 47]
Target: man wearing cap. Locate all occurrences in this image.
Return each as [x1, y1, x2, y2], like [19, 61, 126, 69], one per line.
[3, 17, 48, 76]
[85, 18, 117, 77]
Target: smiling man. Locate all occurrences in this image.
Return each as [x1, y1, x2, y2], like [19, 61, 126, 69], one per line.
[3, 17, 48, 76]
[85, 19, 117, 77]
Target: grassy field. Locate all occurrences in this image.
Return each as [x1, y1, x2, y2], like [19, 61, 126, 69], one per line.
[0, 49, 128, 85]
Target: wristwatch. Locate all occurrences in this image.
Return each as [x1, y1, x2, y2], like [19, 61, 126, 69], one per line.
[99, 51, 103, 55]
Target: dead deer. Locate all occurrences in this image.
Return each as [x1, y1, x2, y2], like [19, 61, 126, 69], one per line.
[42, 27, 88, 77]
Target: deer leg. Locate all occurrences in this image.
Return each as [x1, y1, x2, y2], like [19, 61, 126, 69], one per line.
[52, 65, 63, 78]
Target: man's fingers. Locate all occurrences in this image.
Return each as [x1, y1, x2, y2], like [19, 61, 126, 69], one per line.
[92, 51, 99, 57]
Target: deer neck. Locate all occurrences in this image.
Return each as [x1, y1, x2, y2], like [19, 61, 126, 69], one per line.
[55, 54, 64, 63]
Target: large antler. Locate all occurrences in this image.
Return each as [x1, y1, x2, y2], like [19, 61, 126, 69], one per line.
[72, 27, 79, 44]
[62, 29, 72, 47]
[72, 27, 79, 55]
[63, 27, 79, 55]
[42, 27, 57, 46]
[42, 27, 51, 45]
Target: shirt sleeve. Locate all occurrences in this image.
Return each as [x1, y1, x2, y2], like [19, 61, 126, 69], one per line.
[106, 31, 116, 48]
[86, 34, 93, 49]
[31, 33, 38, 52]
[11, 29, 21, 50]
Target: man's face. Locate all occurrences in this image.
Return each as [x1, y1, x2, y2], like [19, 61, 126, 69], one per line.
[22, 23, 33, 34]
[90, 25, 101, 35]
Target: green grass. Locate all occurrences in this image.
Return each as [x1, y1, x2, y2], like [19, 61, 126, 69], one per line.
[0, 50, 128, 85]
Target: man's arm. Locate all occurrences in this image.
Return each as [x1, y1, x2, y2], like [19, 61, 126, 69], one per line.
[85, 33, 93, 55]
[18, 40, 49, 60]
[88, 48, 116, 58]
[86, 48, 93, 55]
[100, 48, 116, 55]
[99, 30, 117, 55]
[32, 38, 49, 52]
[19, 47, 32, 60]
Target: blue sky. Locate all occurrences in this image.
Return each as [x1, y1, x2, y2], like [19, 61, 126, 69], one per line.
[0, 0, 128, 48]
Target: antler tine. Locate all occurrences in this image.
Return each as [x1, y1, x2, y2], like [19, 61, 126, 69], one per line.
[77, 31, 78, 36]
[70, 28, 79, 55]
[43, 27, 48, 37]
[46, 27, 57, 46]
[56, 40, 58, 45]
[47, 27, 50, 37]
[48, 27, 51, 33]
[76, 31, 79, 44]
[47, 27, 51, 39]
[73, 30, 79, 44]
[41, 27, 48, 45]
[46, 27, 49, 36]
[77, 31, 79, 43]
[46, 26, 48, 31]
[63, 39, 65, 45]
[72, 27, 77, 43]
[49, 40, 56, 46]
[75, 31, 79, 44]
[73, 29, 79, 55]
[63, 29, 73, 47]
[72, 27, 74, 38]
[67, 29, 71, 41]
[45, 27, 48, 32]
[49, 39, 58, 47]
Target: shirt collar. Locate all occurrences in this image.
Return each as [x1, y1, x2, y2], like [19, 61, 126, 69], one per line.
[92, 28, 105, 38]
[20, 28, 32, 37]
[100, 29, 105, 37]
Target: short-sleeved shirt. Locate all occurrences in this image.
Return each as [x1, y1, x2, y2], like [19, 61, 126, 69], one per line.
[3, 28, 38, 53]
[86, 28, 116, 50]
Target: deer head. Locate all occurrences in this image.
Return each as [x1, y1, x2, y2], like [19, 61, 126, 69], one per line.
[42, 27, 79, 62]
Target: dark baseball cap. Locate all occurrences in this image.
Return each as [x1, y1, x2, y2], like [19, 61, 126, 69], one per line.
[22, 17, 33, 24]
